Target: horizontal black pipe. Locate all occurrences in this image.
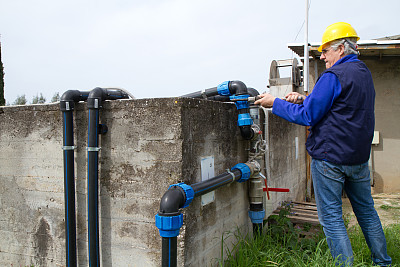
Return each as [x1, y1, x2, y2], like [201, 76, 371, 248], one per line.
[181, 87, 218, 99]
[191, 169, 242, 197]
[206, 87, 259, 102]
[181, 81, 257, 100]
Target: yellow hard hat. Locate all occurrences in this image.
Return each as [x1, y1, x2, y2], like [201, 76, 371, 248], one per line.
[318, 22, 360, 52]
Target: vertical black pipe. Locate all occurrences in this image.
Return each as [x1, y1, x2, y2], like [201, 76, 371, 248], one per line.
[87, 108, 100, 267]
[62, 111, 77, 267]
[253, 223, 262, 235]
[61, 90, 90, 267]
[86, 87, 129, 267]
[162, 237, 177, 267]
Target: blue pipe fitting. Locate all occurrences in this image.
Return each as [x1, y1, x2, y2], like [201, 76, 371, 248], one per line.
[231, 163, 251, 183]
[230, 94, 250, 110]
[169, 183, 194, 208]
[217, 81, 231, 96]
[248, 210, 265, 224]
[237, 113, 253, 126]
[155, 214, 184, 238]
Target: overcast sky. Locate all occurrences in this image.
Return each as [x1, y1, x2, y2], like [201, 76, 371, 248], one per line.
[1, 0, 399, 103]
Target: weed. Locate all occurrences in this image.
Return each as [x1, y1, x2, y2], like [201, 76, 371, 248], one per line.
[381, 204, 400, 210]
[218, 202, 400, 266]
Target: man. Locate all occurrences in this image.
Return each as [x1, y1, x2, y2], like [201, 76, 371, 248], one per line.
[255, 22, 392, 266]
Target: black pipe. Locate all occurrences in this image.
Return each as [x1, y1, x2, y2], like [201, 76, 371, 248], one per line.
[228, 80, 247, 95]
[159, 186, 186, 215]
[182, 80, 254, 99]
[87, 108, 100, 267]
[162, 237, 177, 267]
[86, 87, 129, 267]
[247, 87, 260, 97]
[250, 203, 264, 235]
[156, 163, 252, 267]
[206, 88, 259, 102]
[181, 86, 219, 99]
[60, 90, 90, 267]
[191, 169, 242, 197]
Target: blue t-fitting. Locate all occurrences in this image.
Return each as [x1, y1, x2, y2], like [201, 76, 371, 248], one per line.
[168, 182, 194, 208]
[231, 163, 251, 183]
[217, 81, 231, 96]
[155, 213, 184, 238]
[248, 210, 265, 224]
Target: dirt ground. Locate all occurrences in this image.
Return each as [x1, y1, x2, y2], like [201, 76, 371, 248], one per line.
[342, 192, 400, 228]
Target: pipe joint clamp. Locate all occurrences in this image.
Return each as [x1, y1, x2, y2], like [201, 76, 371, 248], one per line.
[248, 210, 265, 224]
[86, 147, 101, 152]
[230, 94, 250, 110]
[62, 146, 76, 151]
[155, 213, 183, 238]
[217, 81, 231, 96]
[169, 183, 194, 208]
[231, 163, 251, 183]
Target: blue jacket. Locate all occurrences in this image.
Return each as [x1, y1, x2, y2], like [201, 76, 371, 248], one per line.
[272, 54, 375, 165]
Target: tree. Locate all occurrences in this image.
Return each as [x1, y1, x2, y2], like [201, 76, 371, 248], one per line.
[13, 95, 27, 105]
[51, 92, 60, 103]
[0, 40, 5, 106]
[32, 93, 46, 104]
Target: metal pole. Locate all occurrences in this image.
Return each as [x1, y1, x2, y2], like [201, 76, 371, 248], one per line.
[304, 0, 309, 92]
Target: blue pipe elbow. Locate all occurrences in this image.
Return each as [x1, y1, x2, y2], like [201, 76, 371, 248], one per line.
[169, 183, 194, 208]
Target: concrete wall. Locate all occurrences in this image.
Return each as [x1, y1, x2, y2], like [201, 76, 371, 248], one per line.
[364, 57, 400, 193]
[263, 109, 307, 216]
[309, 56, 400, 193]
[0, 97, 306, 266]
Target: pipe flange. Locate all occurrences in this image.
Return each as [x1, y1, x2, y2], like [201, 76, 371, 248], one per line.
[169, 183, 194, 208]
[155, 213, 183, 238]
[231, 163, 251, 183]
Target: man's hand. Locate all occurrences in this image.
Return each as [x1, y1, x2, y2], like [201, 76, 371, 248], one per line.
[284, 92, 304, 104]
[254, 93, 276, 108]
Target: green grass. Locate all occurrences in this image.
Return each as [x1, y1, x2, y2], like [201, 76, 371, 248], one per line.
[217, 224, 400, 266]
[217, 203, 400, 266]
[380, 204, 400, 210]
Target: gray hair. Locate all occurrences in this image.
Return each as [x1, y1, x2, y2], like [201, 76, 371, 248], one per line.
[330, 37, 358, 55]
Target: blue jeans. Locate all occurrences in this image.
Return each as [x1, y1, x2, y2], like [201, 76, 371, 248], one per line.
[311, 159, 391, 266]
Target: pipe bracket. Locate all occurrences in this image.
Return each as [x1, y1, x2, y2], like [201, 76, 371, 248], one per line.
[62, 146, 76, 151]
[225, 169, 236, 182]
[86, 147, 101, 152]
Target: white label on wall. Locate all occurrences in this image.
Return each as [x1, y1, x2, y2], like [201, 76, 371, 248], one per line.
[201, 156, 215, 206]
[295, 136, 299, 160]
